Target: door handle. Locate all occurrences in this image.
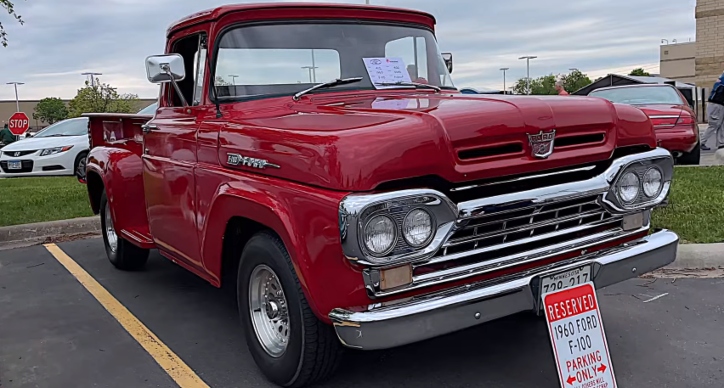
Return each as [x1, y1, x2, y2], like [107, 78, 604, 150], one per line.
[142, 123, 157, 133]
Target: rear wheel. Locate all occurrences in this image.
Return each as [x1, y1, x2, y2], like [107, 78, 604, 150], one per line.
[677, 142, 700, 165]
[237, 231, 342, 387]
[100, 190, 149, 270]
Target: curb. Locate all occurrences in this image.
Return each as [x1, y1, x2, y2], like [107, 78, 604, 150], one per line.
[0, 216, 101, 250]
[667, 243, 724, 269]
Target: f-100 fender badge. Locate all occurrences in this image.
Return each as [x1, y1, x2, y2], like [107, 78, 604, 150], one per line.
[227, 153, 281, 169]
[527, 129, 556, 159]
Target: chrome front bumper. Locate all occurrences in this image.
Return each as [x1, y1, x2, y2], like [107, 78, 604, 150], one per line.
[329, 229, 678, 350]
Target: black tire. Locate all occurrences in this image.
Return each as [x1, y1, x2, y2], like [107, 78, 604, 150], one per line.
[677, 142, 701, 165]
[74, 151, 88, 179]
[99, 190, 149, 271]
[237, 231, 342, 388]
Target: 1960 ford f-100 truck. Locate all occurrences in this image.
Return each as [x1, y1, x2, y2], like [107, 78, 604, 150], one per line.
[80, 3, 678, 387]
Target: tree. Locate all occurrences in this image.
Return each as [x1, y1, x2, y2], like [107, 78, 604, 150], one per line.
[513, 70, 593, 95]
[561, 70, 592, 93]
[33, 97, 68, 124]
[1, 0, 24, 47]
[513, 74, 557, 95]
[215, 76, 231, 86]
[67, 78, 139, 118]
[629, 68, 651, 76]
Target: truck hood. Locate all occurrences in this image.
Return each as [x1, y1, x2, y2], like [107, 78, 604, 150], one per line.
[219, 93, 655, 192]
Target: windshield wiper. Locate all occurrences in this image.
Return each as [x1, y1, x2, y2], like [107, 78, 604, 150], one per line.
[374, 81, 441, 93]
[292, 77, 364, 101]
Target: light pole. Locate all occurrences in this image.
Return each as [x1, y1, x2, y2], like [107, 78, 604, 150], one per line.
[499, 68, 509, 94]
[661, 39, 669, 45]
[518, 56, 537, 95]
[81, 72, 103, 87]
[228, 74, 239, 84]
[6, 82, 24, 112]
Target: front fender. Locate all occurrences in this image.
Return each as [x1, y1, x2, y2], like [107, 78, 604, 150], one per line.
[199, 175, 372, 323]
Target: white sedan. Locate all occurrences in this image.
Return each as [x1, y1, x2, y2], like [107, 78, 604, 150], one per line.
[0, 117, 90, 177]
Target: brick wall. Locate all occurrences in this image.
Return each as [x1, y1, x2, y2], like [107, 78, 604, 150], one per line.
[695, 0, 724, 88]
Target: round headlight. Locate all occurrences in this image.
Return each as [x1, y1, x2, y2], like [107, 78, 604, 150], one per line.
[402, 209, 433, 247]
[363, 215, 397, 256]
[642, 167, 663, 198]
[617, 171, 640, 203]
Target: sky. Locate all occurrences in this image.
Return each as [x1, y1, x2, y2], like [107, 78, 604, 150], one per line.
[0, 0, 696, 101]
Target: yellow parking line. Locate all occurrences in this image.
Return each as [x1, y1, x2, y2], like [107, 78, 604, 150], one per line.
[43, 243, 210, 388]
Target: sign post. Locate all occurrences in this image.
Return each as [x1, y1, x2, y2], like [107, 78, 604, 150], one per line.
[543, 282, 617, 388]
[8, 112, 30, 136]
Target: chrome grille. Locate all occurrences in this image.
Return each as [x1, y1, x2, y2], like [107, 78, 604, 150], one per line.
[439, 194, 618, 257]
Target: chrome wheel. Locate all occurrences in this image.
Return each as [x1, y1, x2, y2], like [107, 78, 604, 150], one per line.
[249, 264, 290, 357]
[104, 200, 118, 253]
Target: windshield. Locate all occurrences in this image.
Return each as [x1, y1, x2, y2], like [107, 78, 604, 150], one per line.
[589, 86, 685, 105]
[214, 22, 456, 99]
[34, 118, 88, 138]
[138, 102, 157, 115]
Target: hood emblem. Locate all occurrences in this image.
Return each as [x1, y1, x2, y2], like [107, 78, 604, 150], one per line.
[13, 152, 21, 157]
[227, 153, 280, 169]
[527, 130, 556, 159]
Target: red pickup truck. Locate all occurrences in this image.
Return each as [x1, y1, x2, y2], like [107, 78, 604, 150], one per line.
[81, 3, 679, 387]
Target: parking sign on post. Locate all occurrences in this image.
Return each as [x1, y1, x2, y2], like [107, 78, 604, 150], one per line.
[543, 282, 617, 388]
[8, 112, 30, 136]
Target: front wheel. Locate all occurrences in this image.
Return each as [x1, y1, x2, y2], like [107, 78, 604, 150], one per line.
[237, 231, 342, 387]
[99, 190, 149, 270]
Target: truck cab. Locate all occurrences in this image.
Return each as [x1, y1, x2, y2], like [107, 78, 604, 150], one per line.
[82, 3, 678, 387]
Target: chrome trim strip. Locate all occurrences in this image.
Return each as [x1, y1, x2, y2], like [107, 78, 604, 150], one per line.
[329, 230, 679, 350]
[449, 165, 597, 192]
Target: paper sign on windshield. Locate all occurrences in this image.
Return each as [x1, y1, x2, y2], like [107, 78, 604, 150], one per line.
[363, 57, 412, 89]
[543, 282, 617, 388]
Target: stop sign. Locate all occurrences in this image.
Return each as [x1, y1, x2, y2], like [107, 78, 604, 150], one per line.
[8, 112, 30, 135]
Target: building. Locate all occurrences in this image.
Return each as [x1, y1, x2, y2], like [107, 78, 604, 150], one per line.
[0, 98, 156, 132]
[659, 42, 696, 84]
[695, 0, 724, 88]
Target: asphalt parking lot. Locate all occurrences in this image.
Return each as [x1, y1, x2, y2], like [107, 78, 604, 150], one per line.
[1, 238, 723, 388]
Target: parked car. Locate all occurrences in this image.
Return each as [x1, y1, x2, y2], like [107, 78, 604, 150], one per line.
[587, 84, 700, 164]
[0, 117, 90, 177]
[80, 3, 678, 387]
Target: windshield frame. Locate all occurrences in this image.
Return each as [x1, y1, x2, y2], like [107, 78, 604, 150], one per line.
[588, 85, 686, 106]
[207, 19, 457, 104]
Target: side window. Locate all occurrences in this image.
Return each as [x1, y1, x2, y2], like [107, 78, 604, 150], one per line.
[385, 36, 428, 83]
[167, 33, 207, 107]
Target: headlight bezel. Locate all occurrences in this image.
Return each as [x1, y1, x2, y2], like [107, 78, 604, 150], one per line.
[339, 189, 456, 266]
[603, 149, 673, 213]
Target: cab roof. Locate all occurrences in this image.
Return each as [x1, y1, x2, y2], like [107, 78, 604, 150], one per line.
[166, 2, 437, 37]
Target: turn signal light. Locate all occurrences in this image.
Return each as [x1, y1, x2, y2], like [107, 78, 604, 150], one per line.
[380, 264, 413, 290]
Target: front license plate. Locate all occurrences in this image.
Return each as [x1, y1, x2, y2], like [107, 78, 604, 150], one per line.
[540, 265, 592, 298]
[7, 160, 21, 169]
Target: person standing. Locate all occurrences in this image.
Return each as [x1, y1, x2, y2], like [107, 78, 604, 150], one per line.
[0, 123, 17, 147]
[555, 80, 569, 95]
[700, 70, 724, 151]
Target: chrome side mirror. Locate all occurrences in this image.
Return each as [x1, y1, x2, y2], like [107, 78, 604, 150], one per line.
[145, 54, 188, 106]
[442, 52, 453, 74]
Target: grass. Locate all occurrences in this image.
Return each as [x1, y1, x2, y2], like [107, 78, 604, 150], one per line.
[651, 166, 724, 244]
[0, 176, 94, 227]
